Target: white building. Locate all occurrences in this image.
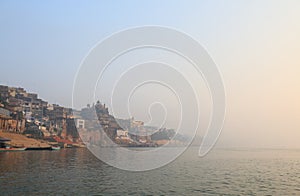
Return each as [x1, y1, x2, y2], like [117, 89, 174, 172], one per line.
[76, 119, 85, 129]
[117, 129, 128, 137]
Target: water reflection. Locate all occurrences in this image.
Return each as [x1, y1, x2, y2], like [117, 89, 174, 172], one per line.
[1, 148, 300, 195]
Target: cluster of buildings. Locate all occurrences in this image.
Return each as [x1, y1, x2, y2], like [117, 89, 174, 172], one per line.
[77, 101, 177, 147]
[0, 85, 81, 147]
[0, 84, 183, 148]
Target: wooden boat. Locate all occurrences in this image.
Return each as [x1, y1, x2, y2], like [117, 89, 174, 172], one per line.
[0, 147, 26, 152]
[51, 146, 61, 150]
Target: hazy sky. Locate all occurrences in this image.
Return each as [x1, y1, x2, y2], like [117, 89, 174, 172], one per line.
[1, 0, 300, 148]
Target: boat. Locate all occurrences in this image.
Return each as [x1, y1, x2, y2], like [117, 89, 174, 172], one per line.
[0, 138, 26, 151]
[65, 144, 73, 148]
[0, 146, 26, 152]
[51, 146, 61, 150]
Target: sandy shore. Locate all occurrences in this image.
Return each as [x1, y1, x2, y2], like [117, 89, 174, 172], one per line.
[0, 132, 50, 148]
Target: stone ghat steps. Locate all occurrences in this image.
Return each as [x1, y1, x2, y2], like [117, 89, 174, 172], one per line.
[0, 132, 50, 148]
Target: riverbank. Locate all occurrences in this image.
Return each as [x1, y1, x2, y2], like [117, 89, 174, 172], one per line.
[0, 132, 50, 148]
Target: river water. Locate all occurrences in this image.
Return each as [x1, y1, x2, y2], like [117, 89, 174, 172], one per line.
[0, 147, 300, 195]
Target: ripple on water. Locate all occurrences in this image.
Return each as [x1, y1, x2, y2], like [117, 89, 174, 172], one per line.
[0, 148, 300, 195]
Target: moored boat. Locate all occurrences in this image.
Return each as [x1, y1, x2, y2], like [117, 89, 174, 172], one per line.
[0, 147, 26, 152]
[51, 146, 61, 150]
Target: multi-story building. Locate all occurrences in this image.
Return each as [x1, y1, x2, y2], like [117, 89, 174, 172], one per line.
[0, 85, 9, 101]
